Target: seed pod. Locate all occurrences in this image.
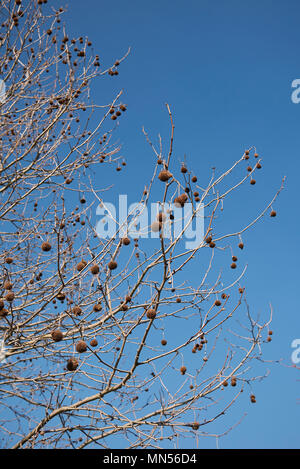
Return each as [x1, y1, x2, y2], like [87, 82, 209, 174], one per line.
[223, 380, 228, 387]
[250, 179, 256, 185]
[250, 394, 256, 403]
[90, 339, 98, 347]
[76, 340, 87, 353]
[151, 221, 162, 232]
[93, 303, 102, 312]
[270, 210, 277, 217]
[146, 309, 156, 319]
[76, 260, 87, 271]
[51, 329, 63, 342]
[121, 303, 128, 311]
[209, 241, 216, 248]
[158, 170, 172, 182]
[238, 242, 244, 250]
[108, 260, 117, 270]
[176, 297, 182, 303]
[67, 358, 79, 371]
[125, 295, 132, 303]
[191, 176, 197, 183]
[192, 422, 200, 430]
[205, 236, 212, 244]
[4, 281, 12, 290]
[221, 293, 227, 299]
[41, 242, 51, 252]
[231, 262, 237, 269]
[214, 300, 221, 306]
[231, 377, 237, 387]
[0, 309, 8, 318]
[72, 306, 82, 316]
[181, 165, 188, 174]
[90, 264, 100, 275]
[57, 292, 65, 301]
[232, 256, 238, 262]
[256, 163, 262, 169]
[5, 257, 13, 264]
[5, 292, 14, 302]
[180, 366, 187, 375]
[122, 237, 131, 245]
[161, 339, 167, 346]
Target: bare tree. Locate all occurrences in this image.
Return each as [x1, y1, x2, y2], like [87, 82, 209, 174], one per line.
[0, 0, 284, 449]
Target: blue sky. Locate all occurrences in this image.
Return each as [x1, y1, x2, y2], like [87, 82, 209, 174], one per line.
[53, 0, 300, 448]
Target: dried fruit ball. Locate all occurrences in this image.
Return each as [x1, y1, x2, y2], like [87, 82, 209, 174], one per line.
[250, 394, 256, 403]
[90, 264, 100, 275]
[231, 262, 237, 269]
[180, 366, 187, 375]
[181, 165, 187, 174]
[76, 260, 87, 271]
[146, 309, 156, 319]
[41, 242, 51, 252]
[108, 260, 117, 270]
[270, 210, 277, 217]
[232, 256, 238, 262]
[214, 300, 221, 306]
[122, 237, 131, 245]
[191, 176, 197, 183]
[72, 306, 82, 316]
[231, 377, 237, 387]
[52, 329, 63, 342]
[161, 339, 167, 346]
[238, 242, 244, 250]
[158, 170, 172, 182]
[90, 339, 98, 347]
[67, 358, 78, 371]
[76, 340, 87, 353]
[5, 292, 14, 302]
[250, 179, 256, 185]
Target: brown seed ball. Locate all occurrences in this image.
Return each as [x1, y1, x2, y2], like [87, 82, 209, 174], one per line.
[72, 306, 82, 316]
[270, 210, 277, 217]
[191, 176, 197, 183]
[151, 221, 162, 232]
[76, 340, 87, 353]
[250, 394, 256, 403]
[180, 366, 187, 375]
[125, 295, 132, 303]
[76, 260, 86, 271]
[67, 358, 79, 371]
[0, 309, 8, 318]
[161, 339, 167, 346]
[268, 330, 273, 335]
[122, 237, 131, 246]
[93, 303, 102, 312]
[121, 303, 128, 311]
[254, 153, 259, 158]
[90, 339, 98, 347]
[176, 297, 182, 303]
[256, 163, 262, 169]
[146, 309, 156, 319]
[120, 105, 127, 112]
[205, 236, 212, 244]
[5, 292, 14, 302]
[90, 264, 100, 275]
[51, 329, 64, 342]
[181, 165, 188, 174]
[108, 260, 117, 270]
[4, 281, 13, 290]
[267, 336, 272, 342]
[5, 257, 13, 264]
[221, 293, 227, 299]
[57, 292, 66, 301]
[223, 380, 228, 387]
[231, 262, 237, 269]
[192, 422, 200, 430]
[65, 178, 72, 184]
[247, 166, 252, 172]
[250, 179, 256, 185]
[158, 170, 172, 182]
[238, 242, 244, 250]
[209, 241, 216, 248]
[214, 300, 221, 306]
[231, 377, 237, 387]
[41, 242, 51, 252]
[232, 256, 238, 262]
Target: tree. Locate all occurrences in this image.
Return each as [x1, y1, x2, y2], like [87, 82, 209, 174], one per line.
[0, 0, 284, 449]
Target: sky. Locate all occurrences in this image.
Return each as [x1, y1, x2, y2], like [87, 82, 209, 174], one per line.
[49, 0, 300, 449]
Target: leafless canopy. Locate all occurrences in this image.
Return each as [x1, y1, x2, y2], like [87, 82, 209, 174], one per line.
[0, 0, 284, 449]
